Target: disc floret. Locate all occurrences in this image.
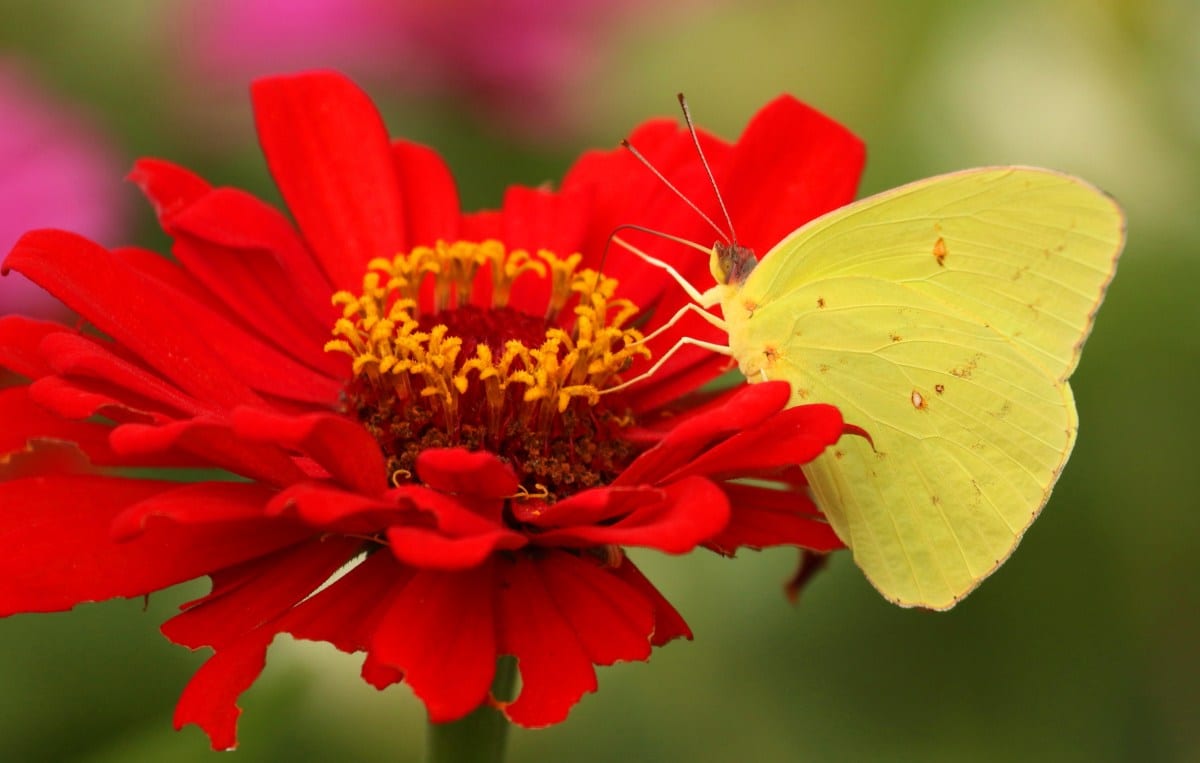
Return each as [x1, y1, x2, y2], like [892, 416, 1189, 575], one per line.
[326, 240, 650, 498]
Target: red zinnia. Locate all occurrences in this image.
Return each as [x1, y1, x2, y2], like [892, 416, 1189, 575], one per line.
[0, 72, 864, 750]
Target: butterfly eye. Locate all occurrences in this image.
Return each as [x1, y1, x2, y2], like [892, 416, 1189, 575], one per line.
[715, 242, 758, 286]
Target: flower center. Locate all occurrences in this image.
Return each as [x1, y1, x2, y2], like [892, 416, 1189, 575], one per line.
[325, 240, 650, 500]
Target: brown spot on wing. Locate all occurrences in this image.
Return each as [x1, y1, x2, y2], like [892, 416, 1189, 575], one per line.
[933, 236, 948, 266]
[934, 383, 945, 395]
[816, 297, 826, 308]
[950, 353, 983, 379]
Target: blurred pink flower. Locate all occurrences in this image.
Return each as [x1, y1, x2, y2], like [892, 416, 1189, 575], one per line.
[182, 0, 677, 136]
[0, 63, 126, 320]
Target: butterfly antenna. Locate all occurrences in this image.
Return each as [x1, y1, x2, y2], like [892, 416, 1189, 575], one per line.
[596, 222, 712, 275]
[621, 138, 731, 246]
[677, 93, 739, 245]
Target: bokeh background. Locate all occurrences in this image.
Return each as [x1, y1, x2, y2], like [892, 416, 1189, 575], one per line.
[1, 0, 1197, 760]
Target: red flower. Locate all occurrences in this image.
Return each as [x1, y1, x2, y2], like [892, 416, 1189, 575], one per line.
[0, 72, 864, 749]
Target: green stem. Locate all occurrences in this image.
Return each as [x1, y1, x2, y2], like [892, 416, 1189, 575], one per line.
[426, 657, 517, 763]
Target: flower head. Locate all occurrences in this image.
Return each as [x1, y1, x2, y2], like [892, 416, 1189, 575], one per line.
[0, 72, 864, 749]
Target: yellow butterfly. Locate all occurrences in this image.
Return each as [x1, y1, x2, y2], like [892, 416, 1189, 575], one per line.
[614, 103, 1125, 610]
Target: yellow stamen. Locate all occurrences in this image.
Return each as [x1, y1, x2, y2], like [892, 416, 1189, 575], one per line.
[325, 240, 651, 445]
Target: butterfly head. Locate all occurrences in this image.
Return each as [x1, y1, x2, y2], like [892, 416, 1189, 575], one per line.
[711, 241, 757, 287]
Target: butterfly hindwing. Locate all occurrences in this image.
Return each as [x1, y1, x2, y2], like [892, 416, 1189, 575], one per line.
[734, 277, 1075, 608]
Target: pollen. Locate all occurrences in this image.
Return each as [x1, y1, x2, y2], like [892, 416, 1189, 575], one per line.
[325, 240, 650, 500]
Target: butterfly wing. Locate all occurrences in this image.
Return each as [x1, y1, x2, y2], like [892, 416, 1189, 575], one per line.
[726, 168, 1123, 609]
[742, 167, 1124, 382]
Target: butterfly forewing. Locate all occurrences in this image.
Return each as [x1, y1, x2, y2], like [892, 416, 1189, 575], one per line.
[745, 167, 1124, 381]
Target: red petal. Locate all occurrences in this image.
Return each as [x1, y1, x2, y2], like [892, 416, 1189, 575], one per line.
[128, 157, 211, 219]
[168, 187, 335, 327]
[724, 95, 865, 256]
[39, 331, 207, 417]
[165, 544, 381, 752]
[706, 481, 844, 554]
[232, 408, 386, 495]
[4, 229, 262, 409]
[496, 554, 597, 726]
[460, 209, 501, 241]
[161, 535, 359, 650]
[0, 438, 93, 480]
[386, 524, 526, 569]
[415, 448, 520, 501]
[362, 653, 405, 689]
[665, 402, 843, 481]
[408, 449, 516, 527]
[0, 441, 88, 477]
[498, 185, 590, 257]
[0, 315, 67, 379]
[29, 374, 164, 424]
[370, 564, 499, 722]
[563, 118, 732, 281]
[0, 385, 123, 466]
[129, 164, 343, 378]
[173, 629, 273, 751]
[0, 476, 306, 615]
[516, 485, 662, 528]
[616, 381, 791, 486]
[537, 552, 655, 666]
[252, 72, 408, 291]
[535, 477, 729, 554]
[168, 236, 345, 395]
[389, 484, 504, 535]
[110, 419, 305, 486]
[618, 347, 732, 416]
[265, 482, 413, 533]
[113, 246, 220, 307]
[110, 481, 275, 541]
[610, 558, 693, 645]
[283, 550, 411, 653]
[496, 186, 592, 318]
[392, 140, 461, 246]
[153, 239, 341, 402]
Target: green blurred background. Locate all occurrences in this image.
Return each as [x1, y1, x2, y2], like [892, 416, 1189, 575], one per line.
[1, 0, 1197, 760]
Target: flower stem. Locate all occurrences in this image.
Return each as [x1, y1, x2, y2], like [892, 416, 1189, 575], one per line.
[426, 657, 517, 763]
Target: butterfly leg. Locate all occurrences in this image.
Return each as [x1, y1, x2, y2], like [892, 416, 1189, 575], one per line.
[603, 336, 733, 394]
[634, 303, 728, 347]
[612, 235, 723, 307]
